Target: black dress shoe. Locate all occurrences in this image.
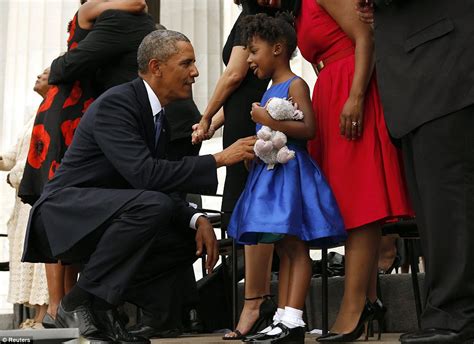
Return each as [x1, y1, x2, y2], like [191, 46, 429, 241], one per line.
[95, 308, 150, 344]
[55, 301, 108, 340]
[400, 328, 474, 343]
[247, 323, 305, 343]
[127, 323, 181, 339]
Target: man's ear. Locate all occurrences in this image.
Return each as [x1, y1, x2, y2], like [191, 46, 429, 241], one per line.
[148, 59, 162, 77]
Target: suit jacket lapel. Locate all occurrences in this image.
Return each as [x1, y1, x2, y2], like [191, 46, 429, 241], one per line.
[132, 78, 156, 156]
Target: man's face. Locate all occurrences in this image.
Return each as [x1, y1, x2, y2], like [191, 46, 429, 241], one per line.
[160, 41, 199, 101]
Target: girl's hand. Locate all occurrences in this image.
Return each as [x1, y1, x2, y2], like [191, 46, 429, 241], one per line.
[339, 95, 364, 140]
[250, 102, 271, 125]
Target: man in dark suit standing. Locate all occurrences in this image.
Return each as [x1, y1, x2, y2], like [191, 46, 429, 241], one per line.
[356, 1, 474, 343]
[22, 30, 256, 343]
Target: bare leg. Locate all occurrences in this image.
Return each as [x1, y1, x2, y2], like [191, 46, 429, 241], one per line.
[275, 243, 290, 308]
[224, 243, 274, 338]
[331, 223, 381, 333]
[279, 236, 311, 310]
[64, 265, 79, 293]
[367, 243, 380, 303]
[45, 263, 65, 318]
[378, 235, 398, 272]
[33, 304, 48, 323]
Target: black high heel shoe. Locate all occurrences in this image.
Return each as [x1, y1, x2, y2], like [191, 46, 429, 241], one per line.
[316, 304, 374, 342]
[222, 295, 276, 340]
[367, 298, 386, 340]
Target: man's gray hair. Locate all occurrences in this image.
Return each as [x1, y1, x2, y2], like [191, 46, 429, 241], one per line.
[137, 30, 190, 73]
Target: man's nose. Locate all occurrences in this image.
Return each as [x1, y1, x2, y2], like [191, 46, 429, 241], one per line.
[191, 65, 199, 78]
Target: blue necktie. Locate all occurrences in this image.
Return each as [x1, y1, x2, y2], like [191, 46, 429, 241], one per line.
[154, 109, 164, 147]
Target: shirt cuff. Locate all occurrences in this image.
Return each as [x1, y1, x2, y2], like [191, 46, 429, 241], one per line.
[190, 213, 206, 230]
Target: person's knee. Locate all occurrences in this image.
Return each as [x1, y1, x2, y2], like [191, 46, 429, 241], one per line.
[133, 191, 174, 228]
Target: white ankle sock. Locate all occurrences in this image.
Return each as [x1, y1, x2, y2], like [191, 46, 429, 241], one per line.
[266, 307, 305, 335]
[259, 308, 285, 334]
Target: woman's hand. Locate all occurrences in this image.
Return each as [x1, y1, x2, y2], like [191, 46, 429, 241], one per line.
[339, 95, 364, 140]
[192, 117, 212, 144]
[250, 102, 271, 125]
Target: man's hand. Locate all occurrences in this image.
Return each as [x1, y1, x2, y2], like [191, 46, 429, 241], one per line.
[355, 0, 374, 24]
[213, 136, 256, 168]
[195, 216, 219, 274]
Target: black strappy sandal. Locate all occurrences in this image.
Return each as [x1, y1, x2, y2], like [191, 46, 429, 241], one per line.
[222, 295, 276, 340]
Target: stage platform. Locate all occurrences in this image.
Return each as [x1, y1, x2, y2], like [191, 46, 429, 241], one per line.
[151, 333, 403, 343]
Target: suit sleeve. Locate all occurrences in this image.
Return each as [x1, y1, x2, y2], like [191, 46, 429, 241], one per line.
[49, 11, 135, 84]
[93, 94, 219, 195]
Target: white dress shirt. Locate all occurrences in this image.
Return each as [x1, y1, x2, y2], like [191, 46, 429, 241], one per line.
[142, 80, 205, 230]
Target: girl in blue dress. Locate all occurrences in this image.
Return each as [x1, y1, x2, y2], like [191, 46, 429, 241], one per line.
[228, 12, 346, 343]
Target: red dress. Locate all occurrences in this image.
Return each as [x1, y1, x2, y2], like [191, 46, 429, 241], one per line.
[295, 0, 413, 230]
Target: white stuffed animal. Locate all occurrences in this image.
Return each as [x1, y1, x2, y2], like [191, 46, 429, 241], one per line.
[254, 97, 303, 170]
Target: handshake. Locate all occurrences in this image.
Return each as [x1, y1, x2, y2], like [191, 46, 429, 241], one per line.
[191, 117, 257, 169]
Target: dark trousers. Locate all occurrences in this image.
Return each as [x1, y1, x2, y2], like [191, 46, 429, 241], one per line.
[45, 191, 198, 319]
[401, 104, 474, 331]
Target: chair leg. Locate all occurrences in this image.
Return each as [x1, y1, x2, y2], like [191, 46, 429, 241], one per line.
[407, 239, 422, 329]
[321, 248, 329, 334]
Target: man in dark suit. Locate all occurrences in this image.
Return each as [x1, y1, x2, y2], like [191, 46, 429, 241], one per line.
[22, 30, 256, 343]
[48, 8, 156, 94]
[356, 1, 474, 343]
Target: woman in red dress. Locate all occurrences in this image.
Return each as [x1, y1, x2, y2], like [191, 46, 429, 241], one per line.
[293, 0, 413, 341]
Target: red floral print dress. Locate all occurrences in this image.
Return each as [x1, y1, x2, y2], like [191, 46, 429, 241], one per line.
[19, 13, 94, 205]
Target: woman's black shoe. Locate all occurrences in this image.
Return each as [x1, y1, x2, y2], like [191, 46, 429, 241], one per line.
[222, 295, 276, 340]
[247, 323, 305, 343]
[42, 313, 57, 328]
[316, 304, 373, 342]
[367, 298, 386, 340]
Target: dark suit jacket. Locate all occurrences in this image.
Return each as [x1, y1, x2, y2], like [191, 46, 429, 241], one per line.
[23, 78, 218, 262]
[49, 10, 155, 94]
[374, 0, 474, 138]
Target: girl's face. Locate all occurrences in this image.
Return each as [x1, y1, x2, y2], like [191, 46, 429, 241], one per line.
[247, 36, 276, 79]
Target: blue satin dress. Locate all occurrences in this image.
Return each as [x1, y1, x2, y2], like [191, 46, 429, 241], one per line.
[228, 76, 347, 248]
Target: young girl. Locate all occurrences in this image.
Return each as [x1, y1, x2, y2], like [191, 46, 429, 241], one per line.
[228, 13, 346, 343]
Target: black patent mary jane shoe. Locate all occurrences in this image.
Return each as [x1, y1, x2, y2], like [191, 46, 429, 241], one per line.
[247, 323, 305, 343]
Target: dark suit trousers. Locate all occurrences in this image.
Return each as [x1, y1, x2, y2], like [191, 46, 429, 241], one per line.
[50, 190, 197, 317]
[401, 104, 474, 331]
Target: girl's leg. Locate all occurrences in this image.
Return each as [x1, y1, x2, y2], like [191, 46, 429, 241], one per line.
[45, 263, 65, 318]
[275, 242, 290, 308]
[264, 237, 309, 337]
[282, 237, 311, 310]
[224, 243, 274, 338]
[330, 223, 381, 333]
